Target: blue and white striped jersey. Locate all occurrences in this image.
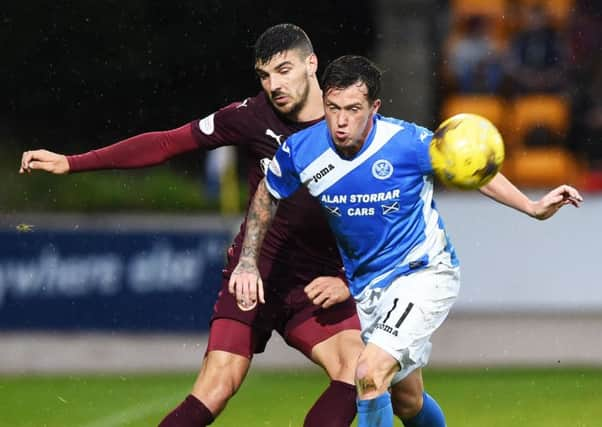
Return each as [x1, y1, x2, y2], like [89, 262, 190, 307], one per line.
[265, 114, 458, 297]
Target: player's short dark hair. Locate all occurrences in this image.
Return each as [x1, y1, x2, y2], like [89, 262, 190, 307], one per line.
[321, 55, 382, 102]
[254, 23, 314, 65]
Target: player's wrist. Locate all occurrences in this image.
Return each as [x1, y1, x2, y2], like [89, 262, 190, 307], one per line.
[527, 200, 547, 220]
[238, 255, 258, 267]
[60, 155, 71, 173]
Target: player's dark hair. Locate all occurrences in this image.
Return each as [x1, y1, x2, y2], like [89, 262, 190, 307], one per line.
[254, 23, 314, 65]
[321, 55, 382, 102]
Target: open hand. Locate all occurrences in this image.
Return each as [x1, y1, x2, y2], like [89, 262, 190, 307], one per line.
[530, 185, 583, 220]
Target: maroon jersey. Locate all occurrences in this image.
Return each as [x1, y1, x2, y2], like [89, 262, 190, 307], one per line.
[191, 92, 341, 288]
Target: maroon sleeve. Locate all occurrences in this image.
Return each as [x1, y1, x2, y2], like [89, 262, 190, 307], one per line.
[67, 123, 199, 172]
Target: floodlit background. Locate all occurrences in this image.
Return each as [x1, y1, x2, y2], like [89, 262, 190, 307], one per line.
[1, 1, 601, 426]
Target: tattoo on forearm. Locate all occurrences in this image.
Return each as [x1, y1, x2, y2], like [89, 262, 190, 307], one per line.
[240, 180, 278, 262]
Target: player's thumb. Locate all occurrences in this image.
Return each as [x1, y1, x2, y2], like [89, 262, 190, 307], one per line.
[27, 161, 43, 171]
[28, 161, 53, 173]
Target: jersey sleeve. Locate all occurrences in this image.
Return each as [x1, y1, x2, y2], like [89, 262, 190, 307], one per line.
[67, 123, 198, 172]
[191, 98, 255, 149]
[411, 123, 434, 175]
[264, 139, 301, 200]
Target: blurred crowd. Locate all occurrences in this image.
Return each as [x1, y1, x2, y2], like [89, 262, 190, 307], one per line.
[440, 0, 602, 190]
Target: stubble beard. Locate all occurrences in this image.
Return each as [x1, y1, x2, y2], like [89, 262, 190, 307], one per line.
[275, 78, 310, 121]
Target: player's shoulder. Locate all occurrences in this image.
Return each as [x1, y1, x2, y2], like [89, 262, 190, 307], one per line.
[284, 119, 328, 155]
[378, 115, 433, 143]
[287, 119, 326, 143]
[244, 91, 270, 110]
[198, 92, 278, 135]
[209, 92, 270, 118]
[220, 92, 268, 116]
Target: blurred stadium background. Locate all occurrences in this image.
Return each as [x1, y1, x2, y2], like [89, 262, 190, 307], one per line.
[1, 1, 601, 426]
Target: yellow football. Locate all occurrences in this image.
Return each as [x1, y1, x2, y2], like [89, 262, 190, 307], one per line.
[430, 113, 505, 190]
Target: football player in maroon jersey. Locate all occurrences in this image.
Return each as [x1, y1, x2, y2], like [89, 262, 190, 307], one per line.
[20, 24, 363, 427]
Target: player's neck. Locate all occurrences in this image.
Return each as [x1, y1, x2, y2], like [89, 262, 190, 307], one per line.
[337, 138, 366, 159]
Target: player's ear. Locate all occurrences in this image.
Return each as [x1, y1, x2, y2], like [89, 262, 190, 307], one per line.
[307, 53, 318, 76]
[372, 99, 381, 114]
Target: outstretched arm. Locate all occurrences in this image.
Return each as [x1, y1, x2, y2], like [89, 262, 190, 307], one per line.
[228, 178, 279, 307]
[19, 123, 198, 174]
[479, 173, 583, 220]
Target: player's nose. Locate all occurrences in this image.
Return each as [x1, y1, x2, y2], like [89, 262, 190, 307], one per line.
[267, 75, 283, 92]
[337, 111, 348, 127]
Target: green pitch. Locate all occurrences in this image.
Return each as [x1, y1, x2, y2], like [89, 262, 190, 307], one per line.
[1, 368, 601, 426]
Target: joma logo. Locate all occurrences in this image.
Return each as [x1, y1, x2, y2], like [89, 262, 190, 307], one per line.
[313, 164, 335, 183]
[375, 323, 398, 336]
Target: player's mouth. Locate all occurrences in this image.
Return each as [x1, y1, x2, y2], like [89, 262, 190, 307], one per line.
[334, 131, 348, 141]
[272, 94, 290, 106]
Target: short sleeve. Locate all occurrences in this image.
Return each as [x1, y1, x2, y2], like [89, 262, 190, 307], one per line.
[265, 139, 301, 200]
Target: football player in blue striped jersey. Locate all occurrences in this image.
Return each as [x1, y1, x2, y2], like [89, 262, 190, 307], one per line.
[230, 55, 582, 426]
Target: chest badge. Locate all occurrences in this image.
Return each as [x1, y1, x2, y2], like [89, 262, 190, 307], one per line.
[371, 159, 393, 180]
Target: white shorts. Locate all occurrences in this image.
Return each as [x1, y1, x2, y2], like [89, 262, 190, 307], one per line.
[354, 260, 460, 384]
